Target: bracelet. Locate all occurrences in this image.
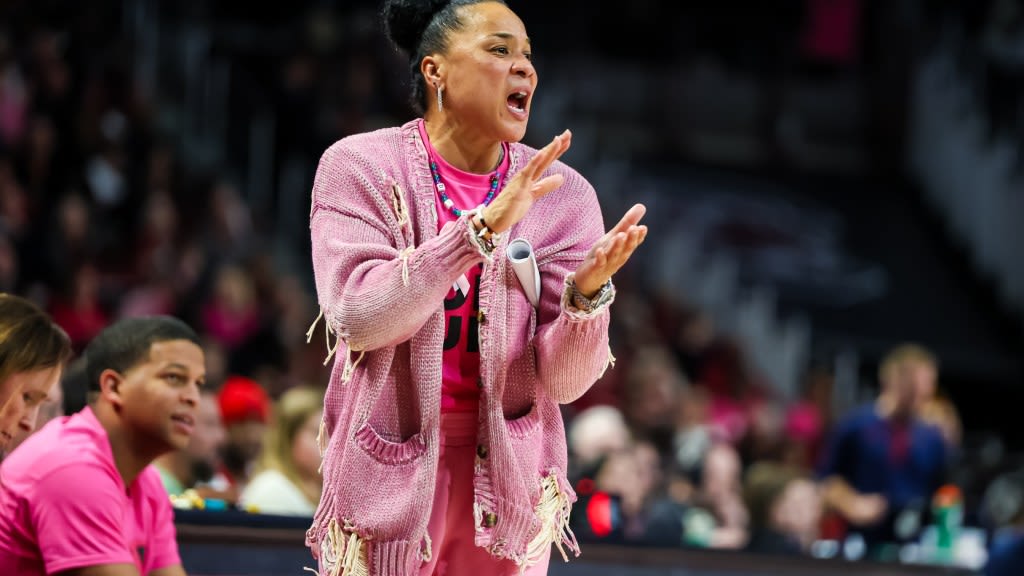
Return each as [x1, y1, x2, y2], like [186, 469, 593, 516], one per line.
[468, 207, 501, 256]
[570, 278, 615, 313]
[475, 211, 498, 238]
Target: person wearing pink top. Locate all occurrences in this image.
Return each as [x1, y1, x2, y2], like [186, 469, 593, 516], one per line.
[305, 1, 647, 574]
[0, 316, 206, 576]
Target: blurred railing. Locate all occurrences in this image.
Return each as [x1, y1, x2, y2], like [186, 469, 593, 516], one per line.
[175, 512, 977, 576]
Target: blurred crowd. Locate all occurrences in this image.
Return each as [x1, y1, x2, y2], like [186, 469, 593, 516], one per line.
[563, 300, 971, 562]
[1, 0, 1024, 573]
[0, 0, 404, 517]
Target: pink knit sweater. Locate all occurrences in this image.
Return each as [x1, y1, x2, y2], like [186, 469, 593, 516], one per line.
[307, 120, 613, 575]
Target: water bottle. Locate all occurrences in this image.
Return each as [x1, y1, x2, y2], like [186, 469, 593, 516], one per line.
[932, 484, 963, 564]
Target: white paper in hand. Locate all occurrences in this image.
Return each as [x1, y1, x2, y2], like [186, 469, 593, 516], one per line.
[507, 238, 540, 308]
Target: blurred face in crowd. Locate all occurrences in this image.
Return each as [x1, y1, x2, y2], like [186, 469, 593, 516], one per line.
[186, 391, 226, 481]
[292, 409, 323, 479]
[885, 359, 937, 418]
[771, 478, 822, 549]
[625, 348, 684, 431]
[569, 406, 630, 467]
[596, 447, 650, 517]
[703, 443, 742, 502]
[226, 420, 266, 465]
[0, 367, 61, 449]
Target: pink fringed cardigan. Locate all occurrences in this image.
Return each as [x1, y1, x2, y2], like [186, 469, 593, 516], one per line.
[307, 119, 614, 575]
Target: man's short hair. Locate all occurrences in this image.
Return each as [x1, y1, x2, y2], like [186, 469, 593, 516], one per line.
[84, 316, 201, 393]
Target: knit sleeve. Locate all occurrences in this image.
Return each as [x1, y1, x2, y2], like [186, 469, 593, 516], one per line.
[310, 141, 484, 352]
[531, 169, 613, 404]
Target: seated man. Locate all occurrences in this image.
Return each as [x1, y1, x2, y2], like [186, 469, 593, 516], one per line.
[818, 344, 948, 555]
[0, 316, 206, 576]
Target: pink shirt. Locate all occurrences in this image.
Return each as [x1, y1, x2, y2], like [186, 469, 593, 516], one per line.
[419, 120, 510, 413]
[0, 407, 181, 575]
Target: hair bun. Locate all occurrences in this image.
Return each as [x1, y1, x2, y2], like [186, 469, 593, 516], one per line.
[383, 0, 451, 56]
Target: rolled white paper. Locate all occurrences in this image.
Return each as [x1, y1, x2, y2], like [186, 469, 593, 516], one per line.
[453, 273, 470, 298]
[507, 238, 540, 308]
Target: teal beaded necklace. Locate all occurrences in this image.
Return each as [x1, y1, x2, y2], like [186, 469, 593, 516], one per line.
[429, 145, 507, 217]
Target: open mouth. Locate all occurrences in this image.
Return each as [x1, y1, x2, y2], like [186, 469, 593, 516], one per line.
[507, 90, 529, 114]
[171, 414, 195, 433]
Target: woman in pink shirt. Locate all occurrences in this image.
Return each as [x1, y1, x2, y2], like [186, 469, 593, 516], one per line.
[0, 293, 71, 451]
[306, 1, 647, 574]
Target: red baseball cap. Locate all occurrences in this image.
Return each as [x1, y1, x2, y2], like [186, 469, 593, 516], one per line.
[218, 375, 271, 426]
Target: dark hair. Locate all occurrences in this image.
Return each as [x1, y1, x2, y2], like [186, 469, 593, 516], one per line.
[60, 358, 89, 416]
[83, 316, 201, 393]
[383, 0, 507, 113]
[0, 293, 72, 386]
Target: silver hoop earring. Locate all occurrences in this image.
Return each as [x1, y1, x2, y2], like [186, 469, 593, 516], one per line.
[436, 84, 443, 112]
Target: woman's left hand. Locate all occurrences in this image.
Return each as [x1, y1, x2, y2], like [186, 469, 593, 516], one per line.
[573, 203, 648, 297]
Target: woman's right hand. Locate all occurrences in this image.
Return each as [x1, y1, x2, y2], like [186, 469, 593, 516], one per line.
[480, 129, 572, 234]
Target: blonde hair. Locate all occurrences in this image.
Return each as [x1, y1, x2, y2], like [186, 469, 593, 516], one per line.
[260, 385, 325, 504]
[0, 294, 72, 412]
[879, 343, 937, 382]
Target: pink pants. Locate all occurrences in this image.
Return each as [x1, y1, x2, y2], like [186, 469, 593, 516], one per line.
[419, 412, 551, 576]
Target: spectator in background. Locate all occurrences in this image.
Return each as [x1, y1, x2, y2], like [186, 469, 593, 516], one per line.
[818, 343, 948, 555]
[920, 391, 963, 454]
[740, 399, 787, 467]
[567, 404, 631, 483]
[0, 315, 204, 576]
[571, 440, 661, 545]
[743, 462, 822, 555]
[622, 346, 687, 453]
[36, 193, 97, 290]
[48, 262, 109, 352]
[697, 442, 750, 549]
[643, 441, 748, 550]
[203, 179, 254, 263]
[241, 385, 324, 516]
[783, 364, 835, 470]
[0, 293, 71, 451]
[155, 388, 230, 500]
[671, 305, 716, 383]
[217, 374, 270, 493]
[202, 263, 262, 351]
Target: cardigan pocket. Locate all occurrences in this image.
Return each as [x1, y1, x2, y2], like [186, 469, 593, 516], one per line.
[354, 421, 427, 465]
[504, 401, 541, 440]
